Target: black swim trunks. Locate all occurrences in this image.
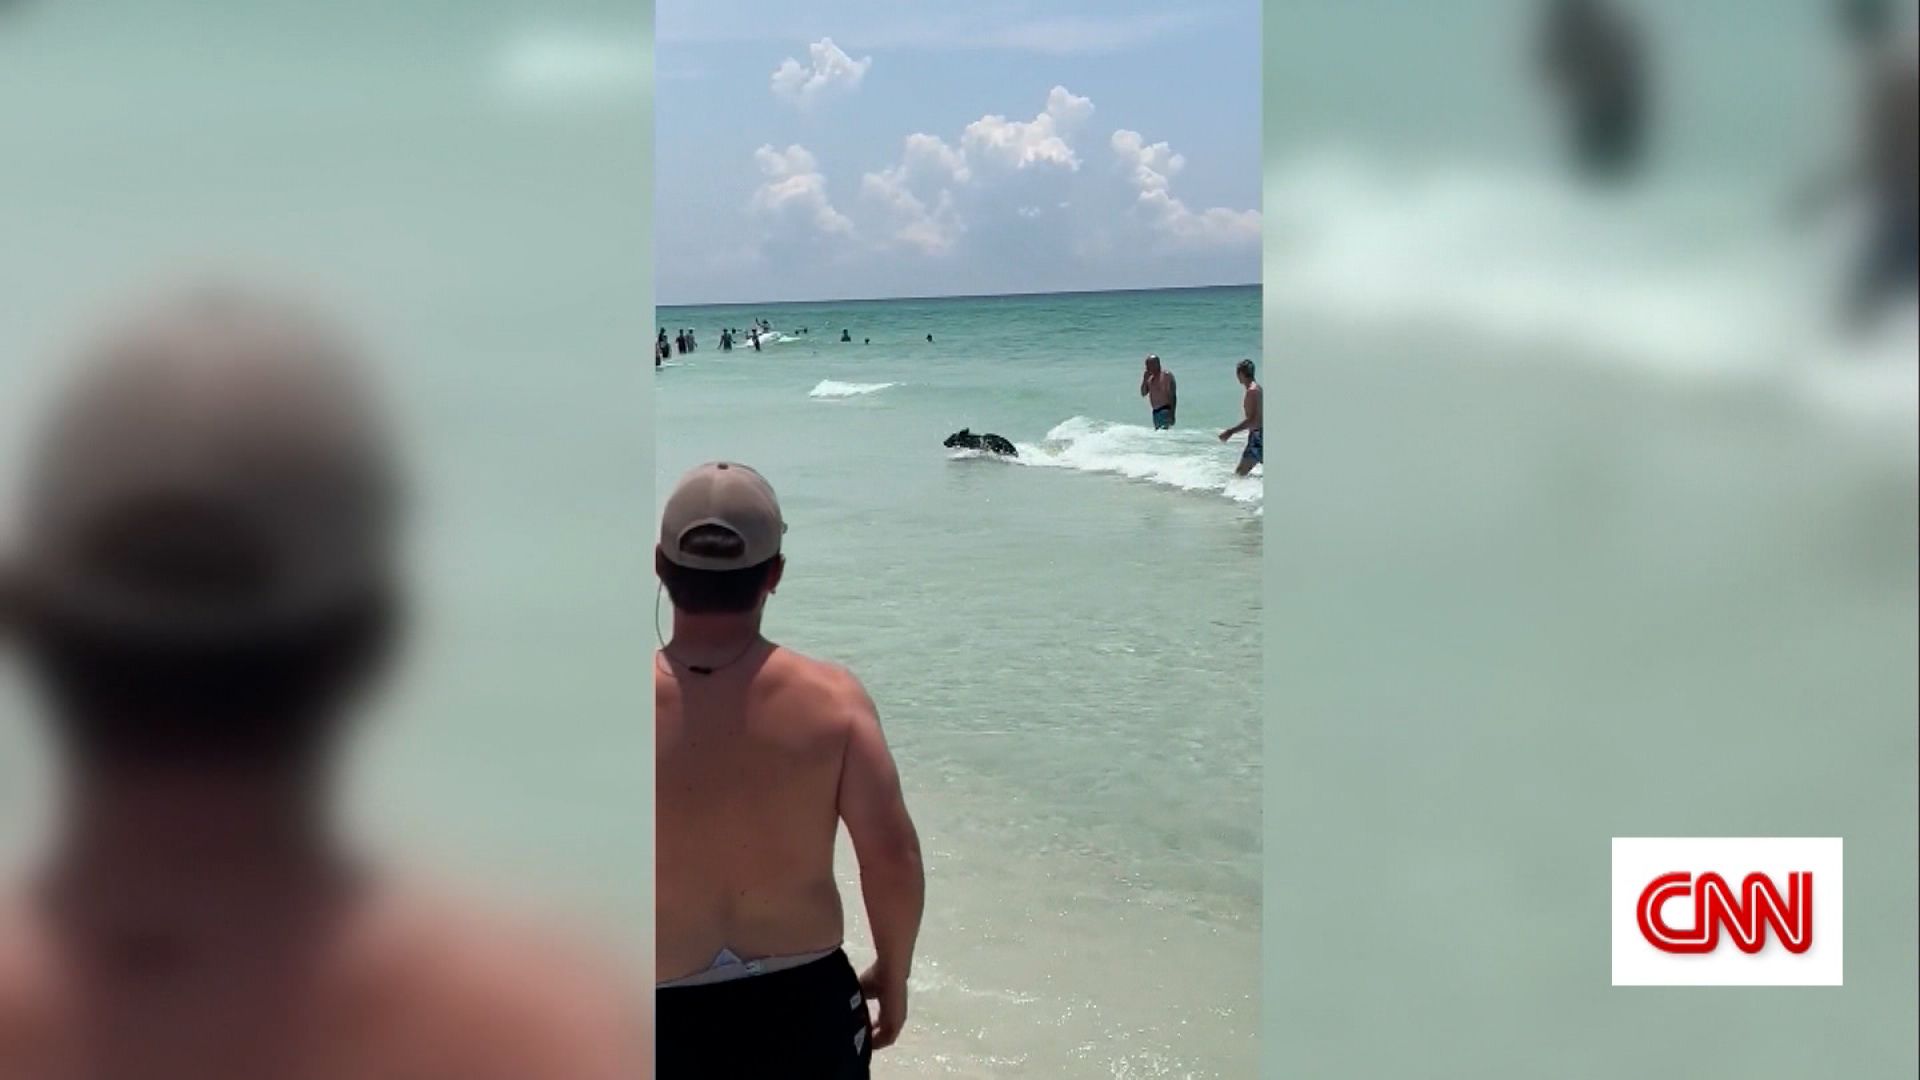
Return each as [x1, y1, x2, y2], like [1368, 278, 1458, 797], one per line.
[1152, 405, 1175, 430]
[657, 949, 872, 1079]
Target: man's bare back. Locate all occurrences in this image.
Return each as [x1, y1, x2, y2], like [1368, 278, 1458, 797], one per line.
[655, 644, 888, 981]
[0, 884, 647, 1080]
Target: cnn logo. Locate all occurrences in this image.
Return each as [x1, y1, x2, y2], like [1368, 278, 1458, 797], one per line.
[1612, 838, 1842, 986]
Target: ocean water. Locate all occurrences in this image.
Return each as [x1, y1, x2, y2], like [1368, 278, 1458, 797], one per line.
[657, 286, 1263, 1077]
[1267, 2, 1917, 1075]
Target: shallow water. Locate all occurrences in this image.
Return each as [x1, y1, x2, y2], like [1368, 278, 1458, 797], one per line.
[659, 285, 1263, 1077]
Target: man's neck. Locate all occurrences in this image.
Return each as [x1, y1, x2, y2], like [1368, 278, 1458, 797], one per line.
[664, 610, 767, 666]
[45, 760, 350, 933]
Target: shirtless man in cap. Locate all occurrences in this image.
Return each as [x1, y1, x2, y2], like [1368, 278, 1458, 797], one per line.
[0, 285, 648, 1080]
[655, 461, 925, 1079]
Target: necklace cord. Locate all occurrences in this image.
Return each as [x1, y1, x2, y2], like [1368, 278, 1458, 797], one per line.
[655, 583, 760, 676]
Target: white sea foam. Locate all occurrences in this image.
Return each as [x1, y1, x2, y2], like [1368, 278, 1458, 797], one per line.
[1266, 148, 1918, 434]
[1004, 416, 1263, 507]
[809, 379, 898, 398]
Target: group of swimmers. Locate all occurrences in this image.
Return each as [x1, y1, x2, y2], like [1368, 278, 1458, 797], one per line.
[658, 320, 790, 365]
[840, 331, 934, 344]
[658, 326, 697, 365]
[1138, 353, 1265, 477]
[1541, 0, 1916, 328]
[658, 322, 940, 365]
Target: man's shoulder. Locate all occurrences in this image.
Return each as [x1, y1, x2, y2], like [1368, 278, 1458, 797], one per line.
[348, 884, 649, 1078]
[767, 647, 873, 711]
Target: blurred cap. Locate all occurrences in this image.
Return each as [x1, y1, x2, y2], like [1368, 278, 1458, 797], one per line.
[659, 462, 785, 570]
[13, 285, 398, 638]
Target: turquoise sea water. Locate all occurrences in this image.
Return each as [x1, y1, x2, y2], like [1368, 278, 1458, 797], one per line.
[658, 285, 1262, 1077]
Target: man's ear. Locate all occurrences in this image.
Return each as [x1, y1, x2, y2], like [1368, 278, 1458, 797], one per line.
[655, 545, 671, 580]
[766, 555, 786, 596]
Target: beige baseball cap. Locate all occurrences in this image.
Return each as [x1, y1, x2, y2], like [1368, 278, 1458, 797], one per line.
[658, 462, 785, 571]
[12, 285, 398, 638]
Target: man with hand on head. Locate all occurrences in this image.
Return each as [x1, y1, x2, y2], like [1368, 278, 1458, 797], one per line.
[0, 285, 649, 1080]
[1140, 353, 1177, 430]
[655, 461, 925, 1079]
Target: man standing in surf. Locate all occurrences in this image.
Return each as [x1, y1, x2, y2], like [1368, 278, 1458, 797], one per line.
[1219, 359, 1263, 476]
[654, 462, 925, 1078]
[1140, 353, 1177, 429]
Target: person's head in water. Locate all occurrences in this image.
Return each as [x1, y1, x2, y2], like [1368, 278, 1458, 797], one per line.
[5, 286, 402, 773]
[1145, 354, 1163, 375]
[655, 462, 786, 620]
[1236, 358, 1256, 386]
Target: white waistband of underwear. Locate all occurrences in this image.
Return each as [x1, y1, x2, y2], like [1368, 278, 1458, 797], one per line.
[657, 945, 840, 989]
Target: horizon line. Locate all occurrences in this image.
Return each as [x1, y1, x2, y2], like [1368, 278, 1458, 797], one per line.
[657, 280, 1260, 310]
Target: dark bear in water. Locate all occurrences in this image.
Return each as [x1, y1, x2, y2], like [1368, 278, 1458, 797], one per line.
[943, 428, 1018, 457]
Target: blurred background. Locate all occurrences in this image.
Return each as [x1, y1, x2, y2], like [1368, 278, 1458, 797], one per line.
[0, 1, 652, 951]
[1267, 0, 1916, 1075]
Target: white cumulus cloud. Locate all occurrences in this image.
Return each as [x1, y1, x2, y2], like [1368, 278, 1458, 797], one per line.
[751, 144, 854, 237]
[861, 134, 969, 254]
[961, 86, 1094, 171]
[1111, 129, 1260, 248]
[860, 87, 1095, 255]
[771, 38, 873, 109]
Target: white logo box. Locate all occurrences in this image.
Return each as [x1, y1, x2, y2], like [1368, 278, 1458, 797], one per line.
[1611, 837, 1843, 987]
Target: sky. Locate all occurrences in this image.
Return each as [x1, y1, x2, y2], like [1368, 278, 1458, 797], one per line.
[655, 0, 1261, 304]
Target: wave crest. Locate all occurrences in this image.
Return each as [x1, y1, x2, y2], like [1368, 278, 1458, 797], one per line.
[1007, 416, 1262, 506]
[809, 379, 899, 399]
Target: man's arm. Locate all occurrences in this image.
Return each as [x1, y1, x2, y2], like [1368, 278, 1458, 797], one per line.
[1139, 368, 1152, 397]
[835, 673, 925, 1050]
[1219, 387, 1257, 439]
[1165, 373, 1177, 411]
